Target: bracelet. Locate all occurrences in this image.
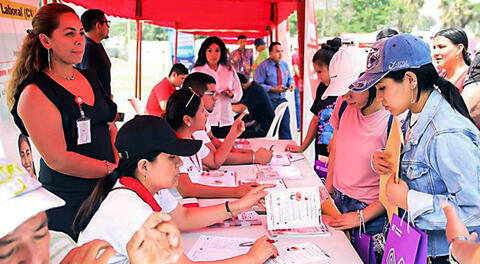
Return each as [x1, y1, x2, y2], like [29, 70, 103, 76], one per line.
[225, 201, 234, 219]
[448, 235, 470, 263]
[104, 160, 112, 174]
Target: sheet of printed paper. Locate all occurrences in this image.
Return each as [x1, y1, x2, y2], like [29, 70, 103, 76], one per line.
[380, 116, 403, 221]
[270, 152, 292, 166]
[266, 242, 330, 264]
[239, 178, 287, 190]
[190, 170, 237, 187]
[266, 187, 321, 230]
[236, 211, 260, 221]
[186, 235, 252, 261]
[257, 165, 302, 180]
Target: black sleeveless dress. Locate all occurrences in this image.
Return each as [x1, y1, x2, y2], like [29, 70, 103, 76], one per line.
[11, 69, 117, 240]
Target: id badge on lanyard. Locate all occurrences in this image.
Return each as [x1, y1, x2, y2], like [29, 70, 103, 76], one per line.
[75, 96, 91, 145]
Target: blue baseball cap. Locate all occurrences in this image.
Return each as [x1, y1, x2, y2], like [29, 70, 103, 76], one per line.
[349, 34, 432, 92]
[254, 38, 266, 47]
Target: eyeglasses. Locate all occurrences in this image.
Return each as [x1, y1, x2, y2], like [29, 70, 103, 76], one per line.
[185, 87, 200, 108]
[204, 91, 216, 96]
[99, 20, 111, 27]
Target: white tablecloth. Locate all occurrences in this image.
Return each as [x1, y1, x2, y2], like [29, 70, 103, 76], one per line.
[181, 139, 362, 264]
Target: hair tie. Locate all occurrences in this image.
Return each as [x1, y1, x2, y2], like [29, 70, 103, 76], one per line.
[26, 29, 34, 34]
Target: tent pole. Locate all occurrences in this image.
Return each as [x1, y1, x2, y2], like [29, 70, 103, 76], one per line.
[297, 0, 306, 143]
[174, 23, 179, 64]
[135, 20, 143, 99]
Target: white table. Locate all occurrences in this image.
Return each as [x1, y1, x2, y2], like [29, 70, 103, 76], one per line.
[181, 139, 362, 264]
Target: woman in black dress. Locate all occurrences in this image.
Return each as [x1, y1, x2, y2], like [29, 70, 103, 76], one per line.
[7, 3, 117, 240]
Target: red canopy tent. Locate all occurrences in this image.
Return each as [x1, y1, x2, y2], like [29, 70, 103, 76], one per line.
[57, 0, 317, 138]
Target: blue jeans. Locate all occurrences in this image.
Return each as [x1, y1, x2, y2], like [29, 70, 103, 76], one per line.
[294, 87, 301, 131]
[333, 190, 387, 236]
[271, 98, 292, 139]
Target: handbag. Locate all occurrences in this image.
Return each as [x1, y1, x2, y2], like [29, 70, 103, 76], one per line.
[351, 210, 377, 264]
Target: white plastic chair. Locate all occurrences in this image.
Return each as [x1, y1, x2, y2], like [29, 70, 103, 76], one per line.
[128, 98, 145, 115]
[265, 101, 289, 139]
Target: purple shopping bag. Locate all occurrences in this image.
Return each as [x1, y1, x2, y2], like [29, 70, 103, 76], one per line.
[381, 214, 428, 264]
[314, 159, 328, 181]
[352, 229, 376, 264]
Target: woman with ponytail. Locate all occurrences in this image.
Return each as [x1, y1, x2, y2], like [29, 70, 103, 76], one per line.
[285, 38, 341, 159]
[6, 3, 117, 240]
[76, 115, 278, 264]
[364, 34, 480, 263]
[433, 28, 471, 92]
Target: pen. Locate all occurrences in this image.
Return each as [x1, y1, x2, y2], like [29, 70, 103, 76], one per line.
[239, 239, 277, 247]
[269, 145, 274, 151]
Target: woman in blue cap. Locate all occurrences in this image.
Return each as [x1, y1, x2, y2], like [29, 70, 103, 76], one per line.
[364, 34, 480, 263]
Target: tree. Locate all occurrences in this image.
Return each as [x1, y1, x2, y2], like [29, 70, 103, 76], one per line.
[439, 0, 480, 30]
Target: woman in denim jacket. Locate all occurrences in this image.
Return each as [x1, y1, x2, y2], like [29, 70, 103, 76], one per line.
[351, 34, 480, 263]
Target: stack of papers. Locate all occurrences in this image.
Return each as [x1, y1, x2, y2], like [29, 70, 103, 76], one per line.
[190, 170, 237, 187]
[270, 153, 292, 166]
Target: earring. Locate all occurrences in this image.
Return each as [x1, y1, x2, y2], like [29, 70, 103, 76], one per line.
[144, 173, 148, 179]
[410, 84, 417, 104]
[187, 123, 191, 127]
[47, 48, 51, 72]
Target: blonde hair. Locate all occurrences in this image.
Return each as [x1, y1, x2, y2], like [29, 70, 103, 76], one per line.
[6, 3, 77, 108]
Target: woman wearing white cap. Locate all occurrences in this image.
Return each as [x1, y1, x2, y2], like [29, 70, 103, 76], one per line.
[74, 115, 278, 264]
[366, 34, 480, 263]
[0, 158, 182, 264]
[320, 47, 390, 246]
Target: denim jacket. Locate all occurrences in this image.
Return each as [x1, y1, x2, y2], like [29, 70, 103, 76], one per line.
[401, 90, 480, 257]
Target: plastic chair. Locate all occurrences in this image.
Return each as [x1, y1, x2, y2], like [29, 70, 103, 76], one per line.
[128, 98, 145, 115]
[265, 101, 289, 139]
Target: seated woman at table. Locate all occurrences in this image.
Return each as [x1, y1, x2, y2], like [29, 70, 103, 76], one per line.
[75, 115, 278, 264]
[183, 72, 273, 169]
[323, 47, 388, 241]
[165, 88, 267, 198]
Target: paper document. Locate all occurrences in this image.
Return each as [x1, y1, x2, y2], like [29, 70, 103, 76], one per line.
[239, 178, 287, 190]
[190, 170, 237, 187]
[380, 116, 403, 221]
[266, 242, 331, 264]
[186, 235, 252, 261]
[257, 165, 302, 180]
[270, 153, 292, 166]
[266, 187, 322, 230]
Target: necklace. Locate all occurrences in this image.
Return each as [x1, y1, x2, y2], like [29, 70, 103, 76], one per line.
[50, 69, 75, 80]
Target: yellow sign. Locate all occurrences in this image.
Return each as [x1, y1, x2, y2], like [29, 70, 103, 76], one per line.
[379, 116, 404, 222]
[0, 0, 37, 21]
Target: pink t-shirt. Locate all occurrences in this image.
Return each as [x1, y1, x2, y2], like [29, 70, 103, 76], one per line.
[329, 97, 390, 204]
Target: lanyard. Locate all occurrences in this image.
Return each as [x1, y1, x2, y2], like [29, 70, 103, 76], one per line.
[74, 96, 86, 118]
[189, 134, 202, 173]
[118, 177, 162, 212]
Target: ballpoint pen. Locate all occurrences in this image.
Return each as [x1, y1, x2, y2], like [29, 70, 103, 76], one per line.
[239, 239, 277, 247]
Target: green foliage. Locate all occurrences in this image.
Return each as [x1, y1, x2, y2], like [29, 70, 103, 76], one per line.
[439, 0, 480, 33]
[110, 20, 169, 42]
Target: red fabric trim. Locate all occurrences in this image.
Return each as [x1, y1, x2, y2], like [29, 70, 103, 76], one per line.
[119, 177, 162, 212]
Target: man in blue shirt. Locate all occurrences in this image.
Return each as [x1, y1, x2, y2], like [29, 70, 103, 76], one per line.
[254, 42, 294, 139]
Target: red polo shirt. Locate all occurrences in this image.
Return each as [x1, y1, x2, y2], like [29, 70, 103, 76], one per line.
[145, 78, 175, 116]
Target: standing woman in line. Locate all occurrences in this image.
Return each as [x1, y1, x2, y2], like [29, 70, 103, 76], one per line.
[192, 36, 243, 138]
[368, 34, 480, 263]
[7, 3, 118, 240]
[432, 28, 471, 92]
[285, 37, 341, 159]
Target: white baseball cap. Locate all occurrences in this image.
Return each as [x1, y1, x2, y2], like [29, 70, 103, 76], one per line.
[0, 158, 65, 238]
[321, 46, 368, 100]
